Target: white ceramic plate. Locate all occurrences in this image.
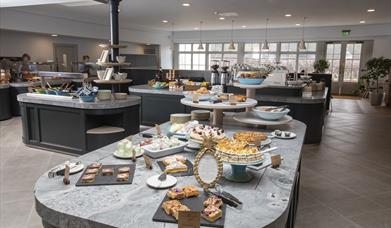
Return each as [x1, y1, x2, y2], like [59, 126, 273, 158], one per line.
[113, 149, 144, 159]
[271, 131, 296, 139]
[142, 141, 187, 159]
[146, 174, 177, 189]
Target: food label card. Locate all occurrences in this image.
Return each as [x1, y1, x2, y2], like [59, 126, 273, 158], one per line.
[178, 211, 200, 228]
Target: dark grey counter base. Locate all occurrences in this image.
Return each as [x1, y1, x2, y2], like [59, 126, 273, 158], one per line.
[20, 102, 140, 155]
[0, 87, 11, 121]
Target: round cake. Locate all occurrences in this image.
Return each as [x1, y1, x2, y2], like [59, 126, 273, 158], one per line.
[216, 139, 263, 164]
[189, 124, 225, 141]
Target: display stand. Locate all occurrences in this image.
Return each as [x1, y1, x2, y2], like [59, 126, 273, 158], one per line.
[233, 112, 292, 128]
[233, 82, 265, 112]
[93, 79, 132, 93]
[180, 98, 257, 126]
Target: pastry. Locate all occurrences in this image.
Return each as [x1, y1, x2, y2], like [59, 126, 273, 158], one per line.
[233, 131, 268, 144]
[163, 157, 177, 166]
[216, 139, 263, 163]
[163, 155, 187, 166]
[274, 130, 282, 136]
[233, 95, 247, 102]
[165, 161, 188, 173]
[190, 124, 225, 141]
[284, 132, 291, 137]
[88, 162, 102, 169]
[101, 168, 113, 176]
[162, 200, 182, 215]
[144, 136, 182, 152]
[85, 168, 99, 175]
[201, 205, 222, 222]
[117, 173, 129, 182]
[172, 204, 190, 220]
[118, 166, 131, 173]
[167, 187, 186, 199]
[182, 185, 200, 198]
[81, 174, 95, 183]
[203, 196, 223, 208]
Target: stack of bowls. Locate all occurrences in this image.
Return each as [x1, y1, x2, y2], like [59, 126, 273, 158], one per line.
[191, 110, 210, 121]
[97, 90, 112, 101]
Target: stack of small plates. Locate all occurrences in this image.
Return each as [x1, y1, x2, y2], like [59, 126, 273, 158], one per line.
[191, 110, 210, 121]
[170, 113, 191, 124]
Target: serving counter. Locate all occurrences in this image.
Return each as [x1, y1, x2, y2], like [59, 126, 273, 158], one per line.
[0, 84, 11, 120]
[129, 84, 327, 143]
[18, 94, 141, 154]
[34, 119, 306, 228]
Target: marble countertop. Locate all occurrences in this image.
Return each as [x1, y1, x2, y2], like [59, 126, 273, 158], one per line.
[129, 84, 184, 96]
[34, 118, 306, 228]
[129, 84, 327, 104]
[0, 84, 9, 89]
[255, 87, 328, 104]
[17, 94, 141, 110]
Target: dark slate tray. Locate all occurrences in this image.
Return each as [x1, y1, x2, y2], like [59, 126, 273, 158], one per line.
[152, 192, 226, 228]
[75, 164, 135, 186]
[157, 159, 194, 177]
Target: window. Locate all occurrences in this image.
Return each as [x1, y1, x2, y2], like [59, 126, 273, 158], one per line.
[179, 53, 191, 70]
[223, 53, 238, 65]
[260, 42, 277, 65]
[326, 43, 342, 81]
[297, 42, 317, 72]
[280, 42, 298, 71]
[281, 42, 298, 52]
[344, 43, 362, 82]
[192, 53, 206, 70]
[209, 44, 223, 52]
[223, 43, 238, 52]
[244, 43, 260, 67]
[179, 44, 191, 52]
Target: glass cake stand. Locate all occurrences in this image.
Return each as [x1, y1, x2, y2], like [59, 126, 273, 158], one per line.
[222, 157, 265, 183]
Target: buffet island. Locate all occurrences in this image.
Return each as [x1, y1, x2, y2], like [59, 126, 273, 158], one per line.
[18, 94, 141, 155]
[34, 116, 306, 228]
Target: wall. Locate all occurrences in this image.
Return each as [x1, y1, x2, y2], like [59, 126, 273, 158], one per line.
[0, 9, 172, 68]
[373, 36, 391, 58]
[0, 29, 150, 62]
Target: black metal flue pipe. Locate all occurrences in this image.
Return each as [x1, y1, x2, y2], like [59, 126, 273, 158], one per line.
[109, 0, 120, 63]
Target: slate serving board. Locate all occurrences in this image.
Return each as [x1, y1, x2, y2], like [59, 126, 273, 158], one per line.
[157, 159, 194, 177]
[152, 192, 226, 228]
[75, 164, 135, 186]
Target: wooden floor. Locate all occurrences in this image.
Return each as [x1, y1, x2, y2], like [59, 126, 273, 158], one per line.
[0, 98, 390, 228]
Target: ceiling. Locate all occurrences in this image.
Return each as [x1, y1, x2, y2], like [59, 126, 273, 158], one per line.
[4, 0, 391, 31]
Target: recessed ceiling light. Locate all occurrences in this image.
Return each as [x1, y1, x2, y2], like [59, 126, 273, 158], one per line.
[51, 34, 58, 37]
[285, 14, 292, 17]
[219, 17, 225, 20]
[360, 20, 366, 24]
[162, 20, 168, 23]
[182, 3, 191, 6]
[194, 27, 199, 30]
[295, 23, 301, 26]
[241, 25, 247, 28]
[367, 9, 375, 12]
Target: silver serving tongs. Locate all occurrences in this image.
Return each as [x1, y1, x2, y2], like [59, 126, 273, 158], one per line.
[208, 184, 242, 207]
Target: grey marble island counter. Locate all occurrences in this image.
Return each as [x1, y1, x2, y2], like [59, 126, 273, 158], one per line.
[18, 94, 141, 154]
[35, 119, 306, 228]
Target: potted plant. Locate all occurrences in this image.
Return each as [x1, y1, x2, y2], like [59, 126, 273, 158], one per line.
[362, 57, 391, 106]
[313, 59, 330, 73]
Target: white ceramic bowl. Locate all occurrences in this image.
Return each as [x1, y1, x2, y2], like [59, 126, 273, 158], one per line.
[97, 70, 106, 80]
[116, 56, 126, 63]
[253, 106, 290, 120]
[117, 72, 127, 80]
[97, 90, 112, 101]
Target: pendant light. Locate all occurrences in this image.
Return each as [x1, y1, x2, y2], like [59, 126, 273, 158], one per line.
[299, 17, 306, 50]
[262, 18, 270, 50]
[197, 21, 204, 50]
[228, 20, 235, 50]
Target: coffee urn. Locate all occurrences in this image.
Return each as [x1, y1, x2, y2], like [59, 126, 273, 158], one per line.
[220, 60, 230, 85]
[210, 60, 220, 85]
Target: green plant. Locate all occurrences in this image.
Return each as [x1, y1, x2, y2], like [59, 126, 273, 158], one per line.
[313, 59, 330, 73]
[362, 57, 391, 91]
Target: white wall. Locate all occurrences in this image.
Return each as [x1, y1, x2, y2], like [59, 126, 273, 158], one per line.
[0, 29, 149, 62]
[0, 9, 173, 68]
[373, 36, 391, 58]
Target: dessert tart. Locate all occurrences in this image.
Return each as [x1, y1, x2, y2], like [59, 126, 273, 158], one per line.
[165, 161, 188, 174]
[118, 166, 131, 173]
[116, 173, 129, 182]
[101, 168, 114, 176]
[81, 174, 95, 183]
[88, 162, 102, 169]
[182, 185, 200, 198]
[167, 187, 186, 199]
[203, 196, 223, 208]
[201, 205, 222, 222]
[163, 155, 186, 166]
[233, 131, 268, 144]
[190, 124, 225, 141]
[162, 200, 182, 215]
[216, 139, 264, 164]
[85, 168, 99, 175]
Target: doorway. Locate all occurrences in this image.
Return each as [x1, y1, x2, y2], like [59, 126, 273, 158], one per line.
[53, 43, 78, 72]
[326, 42, 363, 95]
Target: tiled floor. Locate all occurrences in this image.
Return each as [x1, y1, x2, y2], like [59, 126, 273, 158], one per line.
[0, 98, 390, 228]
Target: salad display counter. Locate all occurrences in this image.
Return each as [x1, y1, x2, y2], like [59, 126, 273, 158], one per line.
[17, 94, 141, 155]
